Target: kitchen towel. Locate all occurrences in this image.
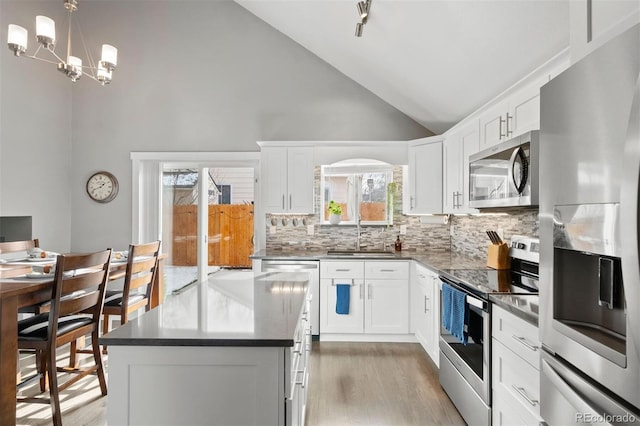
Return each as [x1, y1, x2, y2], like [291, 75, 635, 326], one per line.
[335, 284, 350, 315]
[441, 283, 468, 345]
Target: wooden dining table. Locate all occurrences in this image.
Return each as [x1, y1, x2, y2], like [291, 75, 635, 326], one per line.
[0, 255, 165, 425]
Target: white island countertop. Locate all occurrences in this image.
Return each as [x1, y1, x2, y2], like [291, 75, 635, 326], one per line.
[100, 271, 309, 348]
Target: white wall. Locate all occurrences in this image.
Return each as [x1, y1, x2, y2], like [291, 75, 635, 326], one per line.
[0, 1, 73, 253]
[70, 0, 430, 252]
[1, 0, 430, 253]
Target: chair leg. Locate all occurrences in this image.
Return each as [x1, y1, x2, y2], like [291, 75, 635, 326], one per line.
[68, 335, 87, 368]
[36, 350, 48, 392]
[91, 330, 108, 396]
[102, 314, 109, 354]
[47, 347, 62, 426]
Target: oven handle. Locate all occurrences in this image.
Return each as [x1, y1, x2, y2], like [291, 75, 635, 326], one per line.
[439, 275, 488, 311]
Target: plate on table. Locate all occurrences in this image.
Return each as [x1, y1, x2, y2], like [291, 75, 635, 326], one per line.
[24, 272, 54, 279]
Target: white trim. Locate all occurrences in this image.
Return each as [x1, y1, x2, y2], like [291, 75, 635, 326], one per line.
[131, 151, 260, 162]
[256, 140, 408, 148]
[319, 334, 417, 343]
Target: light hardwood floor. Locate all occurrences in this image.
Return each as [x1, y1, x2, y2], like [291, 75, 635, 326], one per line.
[305, 342, 464, 426]
[16, 342, 463, 425]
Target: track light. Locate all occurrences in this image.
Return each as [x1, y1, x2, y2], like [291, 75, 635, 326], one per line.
[354, 0, 371, 38]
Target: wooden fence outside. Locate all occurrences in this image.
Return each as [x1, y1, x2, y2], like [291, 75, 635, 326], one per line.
[172, 204, 254, 268]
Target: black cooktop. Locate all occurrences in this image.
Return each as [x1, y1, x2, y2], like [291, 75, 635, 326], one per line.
[439, 268, 538, 299]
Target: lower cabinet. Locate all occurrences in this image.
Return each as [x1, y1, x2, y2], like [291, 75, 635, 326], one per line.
[491, 304, 542, 426]
[286, 296, 312, 426]
[411, 262, 440, 366]
[320, 260, 409, 337]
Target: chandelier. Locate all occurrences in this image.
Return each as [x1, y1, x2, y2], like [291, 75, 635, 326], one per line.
[7, 0, 117, 85]
[355, 0, 372, 37]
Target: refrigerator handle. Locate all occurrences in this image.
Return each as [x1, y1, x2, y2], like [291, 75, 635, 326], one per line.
[541, 358, 601, 418]
[621, 72, 640, 359]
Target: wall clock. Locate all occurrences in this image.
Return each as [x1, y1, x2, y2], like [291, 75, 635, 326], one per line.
[86, 171, 119, 203]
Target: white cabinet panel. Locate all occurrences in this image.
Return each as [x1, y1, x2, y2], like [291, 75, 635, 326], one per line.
[321, 277, 365, 333]
[411, 262, 440, 365]
[365, 279, 409, 334]
[493, 304, 540, 369]
[405, 137, 443, 214]
[444, 120, 479, 214]
[261, 147, 314, 214]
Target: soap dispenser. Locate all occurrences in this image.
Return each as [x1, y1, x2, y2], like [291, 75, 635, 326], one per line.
[394, 235, 402, 252]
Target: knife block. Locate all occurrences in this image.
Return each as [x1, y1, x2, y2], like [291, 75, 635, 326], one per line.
[487, 243, 510, 269]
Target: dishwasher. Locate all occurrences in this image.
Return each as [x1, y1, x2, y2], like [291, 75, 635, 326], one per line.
[261, 260, 319, 338]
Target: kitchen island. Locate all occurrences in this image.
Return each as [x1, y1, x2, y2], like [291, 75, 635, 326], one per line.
[101, 270, 311, 426]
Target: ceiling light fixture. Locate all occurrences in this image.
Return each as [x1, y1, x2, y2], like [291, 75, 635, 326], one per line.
[354, 0, 371, 38]
[7, 0, 117, 85]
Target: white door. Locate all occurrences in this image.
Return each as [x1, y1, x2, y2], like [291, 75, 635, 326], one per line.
[365, 280, 409, 334]
[321, 278, 364, 333]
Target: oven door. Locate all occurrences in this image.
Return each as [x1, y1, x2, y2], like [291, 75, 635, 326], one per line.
[439, 280, 491, 404]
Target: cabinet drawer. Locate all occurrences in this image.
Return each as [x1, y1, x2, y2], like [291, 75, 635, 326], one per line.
[492, 339, 541, 418]
[321, 261, 364, 279]
[492, 304, 540, 369]
[365, 261, 409, 279]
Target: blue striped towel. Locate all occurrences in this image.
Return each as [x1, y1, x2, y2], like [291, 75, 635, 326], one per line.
[335, 284, 350, 315]
[442, 283, 468, 345]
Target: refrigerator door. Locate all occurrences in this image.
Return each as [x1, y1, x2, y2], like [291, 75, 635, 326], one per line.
[541, 351, 640, 425]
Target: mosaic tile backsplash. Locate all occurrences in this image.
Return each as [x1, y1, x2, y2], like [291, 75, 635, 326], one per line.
[265, 166, 539, 259]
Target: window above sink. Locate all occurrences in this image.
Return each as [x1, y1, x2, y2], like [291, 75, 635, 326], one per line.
[321, 159, 394, 226]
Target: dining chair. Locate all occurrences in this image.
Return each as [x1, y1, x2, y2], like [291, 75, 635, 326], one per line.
[99, 240, 161, 351]
[16, 249, 111, 426]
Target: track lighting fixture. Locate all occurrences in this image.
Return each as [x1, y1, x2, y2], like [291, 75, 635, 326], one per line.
[354, 0, 371, 38]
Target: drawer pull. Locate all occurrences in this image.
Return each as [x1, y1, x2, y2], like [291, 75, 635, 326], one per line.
[331, 278, 355, 286]
[512, 335, 539, 352]
[379, 269, 395, 272]
[511, 384, 538, 407]
[335, 268, 351, 272]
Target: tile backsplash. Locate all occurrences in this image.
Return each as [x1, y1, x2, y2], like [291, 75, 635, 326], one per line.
[265, 166, 539, 259]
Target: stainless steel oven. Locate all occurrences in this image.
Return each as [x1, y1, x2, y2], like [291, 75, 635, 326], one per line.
[439, 277, 491, 425]
[469, 131, 539, 209]
[439, 236, 540, 426]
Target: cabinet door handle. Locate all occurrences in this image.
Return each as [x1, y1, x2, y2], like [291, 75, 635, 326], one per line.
[511, 385, 538, 407]
[289, 194, 292, 210]
[282, 194, 285, 210]
[506, 112, 513, 136]
[410, 196, 414, 210]
[499, 115, 506, 139]
[335, 268, 351, 272]
[424, 295, 428, 313]
[380, 269, 395, 272]
[512, 335, 539, 352]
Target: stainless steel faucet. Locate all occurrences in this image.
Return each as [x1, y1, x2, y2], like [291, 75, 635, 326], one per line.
[356, 215, 361, 251]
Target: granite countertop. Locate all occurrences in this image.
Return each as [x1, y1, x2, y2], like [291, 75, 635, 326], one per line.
[489, 294, 539, 326]
[100, 271, 309, 347]
[252, 248, 487, 271]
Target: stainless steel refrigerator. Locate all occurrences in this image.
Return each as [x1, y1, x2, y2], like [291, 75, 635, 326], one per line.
[539, 23, 640, 424]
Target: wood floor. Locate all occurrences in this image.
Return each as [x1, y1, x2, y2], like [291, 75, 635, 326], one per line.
[16, 342, 463, 425]
[305, 342, 464, 426]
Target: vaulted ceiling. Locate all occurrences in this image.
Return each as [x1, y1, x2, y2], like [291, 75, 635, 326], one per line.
[235, 0, 570, 134]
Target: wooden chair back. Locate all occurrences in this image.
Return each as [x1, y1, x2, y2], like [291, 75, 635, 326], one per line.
[0, 238, 39, 254]
[122, 240, 161, 310]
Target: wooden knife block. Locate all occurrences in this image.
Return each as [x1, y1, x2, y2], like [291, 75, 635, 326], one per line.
[487, 243, 510, 270]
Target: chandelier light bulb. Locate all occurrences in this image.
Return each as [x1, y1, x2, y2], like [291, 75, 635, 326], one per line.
[68, 55, 83, 81]
[101, 44, 118, 70]
[35, 16, 55, 48]
[97, 62, 112, 84]
[7, 24, 28, 55]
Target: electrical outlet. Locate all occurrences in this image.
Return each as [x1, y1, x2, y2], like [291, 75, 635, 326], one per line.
[399, 225, 407, 235]
[450, 225, 455, 236]
[307, 224, 314, 236]
[269, 226, 276, 235]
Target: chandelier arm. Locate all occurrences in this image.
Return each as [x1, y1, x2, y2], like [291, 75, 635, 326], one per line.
[22, 55, 61, 66]
[66, 7, 73, 62]
[46, 46, 66, 65]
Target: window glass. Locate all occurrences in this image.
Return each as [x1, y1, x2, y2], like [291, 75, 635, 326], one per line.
[321, 160, 393, 225]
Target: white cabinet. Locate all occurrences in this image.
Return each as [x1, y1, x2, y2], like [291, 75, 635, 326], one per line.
[286, 296, 312, 426]
[261, 146, 314, 214]
[405, 136, 443, 215]
[443, 120, 479, 214]
[411, 262, 440, 366]
[320, 260, 409, 336]
[479, 82, 542, 150]
[492, 304, 542, 426]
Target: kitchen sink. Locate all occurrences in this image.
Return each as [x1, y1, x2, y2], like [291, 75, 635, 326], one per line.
[326, 250, 396, 257]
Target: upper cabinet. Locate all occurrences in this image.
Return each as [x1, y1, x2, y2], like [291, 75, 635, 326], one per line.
[404, 136, 443, 215]
[479, 80, 543, 150]
[444, 120, 480, 214]
[261, 146, 314, 214]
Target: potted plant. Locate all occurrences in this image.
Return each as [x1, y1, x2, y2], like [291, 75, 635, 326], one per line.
[328, 200, 342, 225]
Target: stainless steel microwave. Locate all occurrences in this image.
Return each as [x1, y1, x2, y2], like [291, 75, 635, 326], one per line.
[468, 131, 539, 209]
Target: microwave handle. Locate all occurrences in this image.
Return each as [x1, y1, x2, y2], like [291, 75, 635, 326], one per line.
[508, 146, 529, 195]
